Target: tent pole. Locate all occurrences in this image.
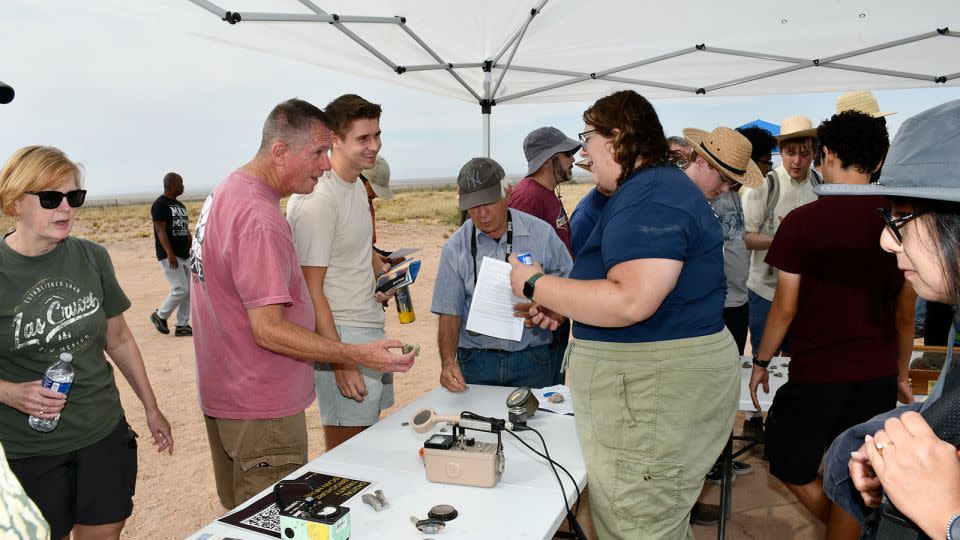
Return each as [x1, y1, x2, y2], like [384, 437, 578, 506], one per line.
[482, 100, 492, 158]
[481, 62, 493, 158]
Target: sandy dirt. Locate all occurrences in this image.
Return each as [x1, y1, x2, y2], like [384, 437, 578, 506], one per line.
[92, 219, 820, 539]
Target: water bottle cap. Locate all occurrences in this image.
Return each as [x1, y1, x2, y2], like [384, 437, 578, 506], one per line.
[59, 352, 73, 362]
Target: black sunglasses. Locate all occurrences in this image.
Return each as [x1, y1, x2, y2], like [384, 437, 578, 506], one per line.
[27, 189, 87, 209]
[878, 207, 926, 244]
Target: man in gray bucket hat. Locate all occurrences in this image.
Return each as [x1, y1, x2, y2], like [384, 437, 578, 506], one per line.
[431, 157, 572, 392]
[509, 127, 581, 255]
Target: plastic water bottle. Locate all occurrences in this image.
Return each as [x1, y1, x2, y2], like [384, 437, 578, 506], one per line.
[395, 285, 416, 324]
[28, 352, 74, 433]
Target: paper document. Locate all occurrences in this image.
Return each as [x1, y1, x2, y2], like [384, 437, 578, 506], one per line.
[465, 257, 525, 341]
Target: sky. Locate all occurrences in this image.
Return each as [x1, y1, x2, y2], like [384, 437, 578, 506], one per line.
[2, 2, 959, 198]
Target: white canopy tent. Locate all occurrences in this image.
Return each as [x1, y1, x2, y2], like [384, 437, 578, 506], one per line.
[169, 0, 959, 154]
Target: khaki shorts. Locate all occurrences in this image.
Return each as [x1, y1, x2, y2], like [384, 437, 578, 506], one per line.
[314, 325, 393, 426]
[567, 329, 739, 539]
[203, 412, 307, 509]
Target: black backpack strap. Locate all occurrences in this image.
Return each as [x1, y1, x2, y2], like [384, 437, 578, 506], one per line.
[810, 168, 823, 189]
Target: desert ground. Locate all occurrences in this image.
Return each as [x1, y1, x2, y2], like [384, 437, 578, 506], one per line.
[2, 183, 823, 539]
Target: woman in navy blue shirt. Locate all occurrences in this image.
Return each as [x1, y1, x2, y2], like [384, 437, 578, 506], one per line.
[509, 90, 739, 539]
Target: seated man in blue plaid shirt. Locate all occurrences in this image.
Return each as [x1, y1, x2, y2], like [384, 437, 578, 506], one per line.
[431, 157, 573, 392]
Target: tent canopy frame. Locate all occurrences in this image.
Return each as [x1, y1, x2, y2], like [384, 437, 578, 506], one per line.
[187, 0, 959, 155]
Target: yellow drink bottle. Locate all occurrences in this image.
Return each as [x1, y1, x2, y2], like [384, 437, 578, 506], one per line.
[396, 286, 415, 324]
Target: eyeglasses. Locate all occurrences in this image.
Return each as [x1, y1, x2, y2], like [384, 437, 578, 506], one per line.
[720, 176, 740, 188]
[578, 129, 597, 145]
[26, 189, 87, 209]
[756, 158, 773, 167]
[878, 207, 926, 244]
[708, 164, 739, 188]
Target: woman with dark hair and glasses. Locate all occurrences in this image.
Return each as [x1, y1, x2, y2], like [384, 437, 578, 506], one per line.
[0, 145, 173, 539]
[814, 99, 960, 540]
[507, 90, 740, 538]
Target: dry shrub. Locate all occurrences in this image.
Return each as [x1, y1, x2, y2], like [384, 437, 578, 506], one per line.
[0, 182, 599, 243]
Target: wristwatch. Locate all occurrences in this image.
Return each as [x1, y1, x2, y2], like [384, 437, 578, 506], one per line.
[523, 273, 545, 300]
[947, 511, 960, 540]
[752, 354, 771, 369]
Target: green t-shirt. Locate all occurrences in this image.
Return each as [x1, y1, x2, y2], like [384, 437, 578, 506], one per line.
[0, 236, 130, 458]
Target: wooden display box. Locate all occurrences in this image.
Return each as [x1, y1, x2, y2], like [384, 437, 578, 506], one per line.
[910, 368, 941, 396]
[909, 346, 948, 396]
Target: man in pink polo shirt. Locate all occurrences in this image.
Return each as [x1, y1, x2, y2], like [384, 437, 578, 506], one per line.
[189, 98, 415, 510]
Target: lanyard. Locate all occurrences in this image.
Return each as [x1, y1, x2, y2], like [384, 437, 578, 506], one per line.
[470, 211, 513, 286]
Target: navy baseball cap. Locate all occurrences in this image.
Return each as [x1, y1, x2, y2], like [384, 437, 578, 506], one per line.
[457, 157, 506, 210]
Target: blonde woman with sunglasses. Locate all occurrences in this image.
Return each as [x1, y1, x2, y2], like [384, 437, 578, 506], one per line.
[0, 145, 172, 540]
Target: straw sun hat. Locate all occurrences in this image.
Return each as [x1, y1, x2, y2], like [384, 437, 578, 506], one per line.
[683, 126, 763, 189]
[836, 90, 896, 118]
[776, 115, 818, 143]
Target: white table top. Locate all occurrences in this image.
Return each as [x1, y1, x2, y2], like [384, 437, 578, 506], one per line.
[738, 356, 790, 412]
[737, 352, 932, 412]
[189, 385, 586, 540]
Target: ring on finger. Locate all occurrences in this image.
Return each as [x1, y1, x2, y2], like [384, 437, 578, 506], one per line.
[39, 404, 44, 414]
[875, 440, 894, 451]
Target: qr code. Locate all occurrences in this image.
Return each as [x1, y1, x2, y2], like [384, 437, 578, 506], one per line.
[240, 504, 280, 533]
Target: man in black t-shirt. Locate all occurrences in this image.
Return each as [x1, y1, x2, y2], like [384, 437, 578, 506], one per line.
[149, 172, 193, 336]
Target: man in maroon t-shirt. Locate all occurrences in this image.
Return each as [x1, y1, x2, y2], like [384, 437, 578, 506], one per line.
[748, 111, 916, 531]
[509, 127, 581, 386]
[509, 127, 580, 255]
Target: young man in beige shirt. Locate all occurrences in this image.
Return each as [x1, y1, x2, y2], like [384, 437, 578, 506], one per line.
[741, 115, 822, 353]
[287, 94, 395, 450]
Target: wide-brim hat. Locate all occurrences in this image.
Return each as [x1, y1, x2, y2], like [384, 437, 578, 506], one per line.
[683, 127, 763, 189]
[816, 99, 960, 202]
[524, 127, 581, 176]
[361, 156, 393, 200]
[776, 115, 818, 143]
[836, 90, 895, 118]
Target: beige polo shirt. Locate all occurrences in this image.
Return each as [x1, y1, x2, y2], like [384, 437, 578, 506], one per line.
[287, 169, 385, 328]
[742, 165, 819, 301]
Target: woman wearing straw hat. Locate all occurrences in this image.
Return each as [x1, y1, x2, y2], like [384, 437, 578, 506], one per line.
[813, 99, 960, 540]
[681, 127, 764, 357]
[507, 90, 740, 539]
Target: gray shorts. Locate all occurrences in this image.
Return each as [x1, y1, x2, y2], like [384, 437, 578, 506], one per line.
[314, 325, 394, 426]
